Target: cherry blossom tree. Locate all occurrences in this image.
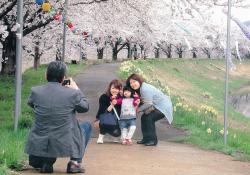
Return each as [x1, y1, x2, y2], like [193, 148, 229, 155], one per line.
[1, 0, 250, 74]
[0, 0, 108, 74]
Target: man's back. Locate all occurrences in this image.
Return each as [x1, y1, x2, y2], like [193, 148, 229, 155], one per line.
[25, 82, 89, 158]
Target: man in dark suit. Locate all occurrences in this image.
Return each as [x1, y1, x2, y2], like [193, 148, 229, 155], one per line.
[25, 61, 91, 173]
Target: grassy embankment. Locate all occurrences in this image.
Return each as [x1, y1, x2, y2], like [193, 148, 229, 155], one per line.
[0, 63, 86, 174]
[118, 59, 250, 161]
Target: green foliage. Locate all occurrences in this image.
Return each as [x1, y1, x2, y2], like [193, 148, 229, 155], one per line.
[0, 165, 8, 175]
[119, 59, 250, 161]
[0, 62, 86, 172]
[0, 130, 28, 170]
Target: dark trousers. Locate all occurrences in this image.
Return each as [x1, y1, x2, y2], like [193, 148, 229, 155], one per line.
[29, 155, 56, 169]
[29, 122, 92, 168]
[99, 124, 121, 137]
[141, 109, 165, 143]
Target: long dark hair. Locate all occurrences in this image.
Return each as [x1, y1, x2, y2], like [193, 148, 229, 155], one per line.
[105, 79, 123, 97]
[126, 73, 144, 95]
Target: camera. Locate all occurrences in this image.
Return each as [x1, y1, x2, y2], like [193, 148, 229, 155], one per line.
[62, 79, 71, 86]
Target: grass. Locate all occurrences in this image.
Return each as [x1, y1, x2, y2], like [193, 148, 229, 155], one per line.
[119, 58, 250, 161]
[0, 62, 86, 174]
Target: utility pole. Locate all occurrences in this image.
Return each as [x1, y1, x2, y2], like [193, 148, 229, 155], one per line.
[224, 0, 232, 145]
[14, 0, 24, 131]
[79, 38, 82, 60]
[62, 0, 69, 62]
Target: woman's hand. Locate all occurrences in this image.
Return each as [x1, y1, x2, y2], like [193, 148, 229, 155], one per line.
[134, 92, 139, 98]
[111, 99, 117, 105]
[111, 95, 117, 99]
[134, 99, 140, 106]
[93, 120, 100, 129]
[107, 104, 114, 112]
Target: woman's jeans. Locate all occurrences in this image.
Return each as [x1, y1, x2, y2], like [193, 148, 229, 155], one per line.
[141, 109, 164, 143]
[29, 122, 92, 167]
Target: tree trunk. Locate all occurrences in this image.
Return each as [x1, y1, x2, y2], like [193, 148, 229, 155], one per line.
[112, 49, 118, 60]
[140, 45, 144, 59]
[56, 48, 62, 61]
[192, 47, 197, 58]
[178, 52, 182, 58]
[127, 43, 131, 59]
[203, 48, 211, 59]
[97, 48, 104, 59]
[208, 54, 211, 59]
[112, 41, 127, 60]
[133, 45, 138, 60]
[167, 45, 172, 58]
[112, 42, 118, 60]
[34, 41, 40, 70]
[1, 32, 16, 75]
[155, 48, 160, 58]
[192, 52, 197, 58]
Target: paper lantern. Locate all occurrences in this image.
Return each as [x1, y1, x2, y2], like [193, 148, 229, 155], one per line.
[83, 32, 88, 38]
[54, 13, 61, 21]
[67, 23, 73, 29]
[48, 7, 56, 16]
[42, 2, 51, 12]
[83, 31, 88, 36]
[72, 29, 77, 34]
[76, 29, 81, 34]
[36, 0, 44, 5]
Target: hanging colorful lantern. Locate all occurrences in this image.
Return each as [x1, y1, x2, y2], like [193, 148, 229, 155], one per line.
[67, 23, 73, 29]
[36, 0, 44, 5]
[83, 31, 88, 36]
[42, 2, 51, 12]
[83, 31, 88, 38]
[72, 29, 77, 34]
[54, 13, 61, 21]
[76, 29, 81, 35]
[48, 7, 56, 16]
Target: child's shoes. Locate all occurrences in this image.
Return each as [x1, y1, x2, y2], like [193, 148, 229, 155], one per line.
[126, 139, 133, 145]
[121, 140, 127, 145]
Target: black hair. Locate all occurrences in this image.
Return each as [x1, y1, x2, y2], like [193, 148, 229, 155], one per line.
[123, 86, 134, 98]
[46, 61, 67, 83]
[126, 73, 143, 96]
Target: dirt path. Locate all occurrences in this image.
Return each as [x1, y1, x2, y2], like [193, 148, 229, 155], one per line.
[75, 63, 184, 140]
[21, 63, 250, 175]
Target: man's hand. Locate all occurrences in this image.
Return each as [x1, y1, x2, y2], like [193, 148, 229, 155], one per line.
[65, 78, 79, 90]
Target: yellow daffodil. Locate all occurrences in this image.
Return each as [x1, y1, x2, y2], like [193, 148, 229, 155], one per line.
[207, 128, 212, 134]
[233, 134, 237, 139]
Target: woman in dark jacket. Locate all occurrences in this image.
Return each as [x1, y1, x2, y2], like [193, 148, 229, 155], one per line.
[95, 79, 123, 143]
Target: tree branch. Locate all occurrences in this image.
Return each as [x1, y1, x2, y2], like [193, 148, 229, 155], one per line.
[0, 0, 17, 20]
[24, 8, 43, 25]
[71, 0, 108, 6]
[117, 42, 128, 53]
[23, 18, 54, 36]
